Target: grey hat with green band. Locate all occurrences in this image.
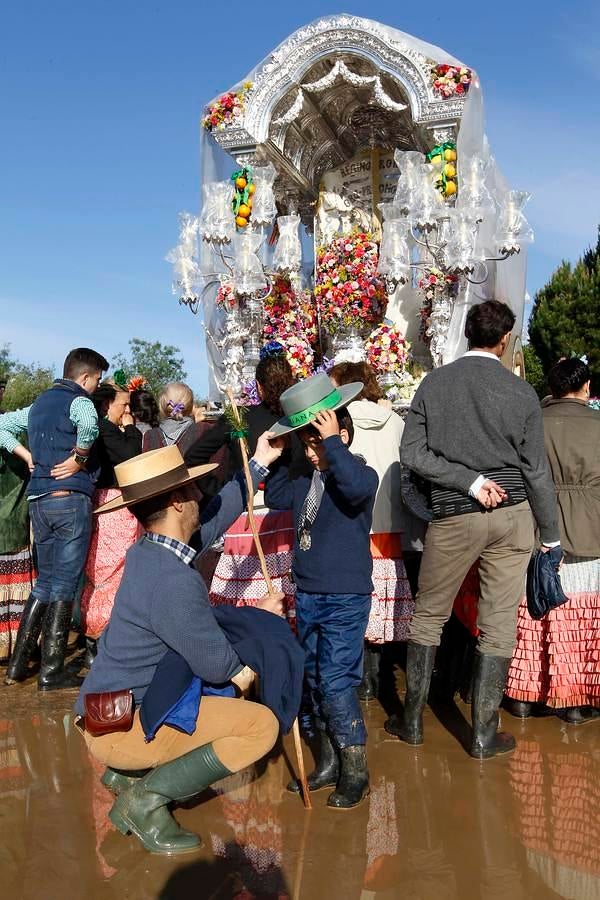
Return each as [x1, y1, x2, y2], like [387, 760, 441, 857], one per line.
[270, 373, 363, 436]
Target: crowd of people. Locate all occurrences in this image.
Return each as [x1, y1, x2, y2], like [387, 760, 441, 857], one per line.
[0, 299, 597, 856]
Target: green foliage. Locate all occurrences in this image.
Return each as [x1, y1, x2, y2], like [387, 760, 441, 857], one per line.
[523, 344, 547, 398]
[112, 339, 187, 397]
[528, 228, 600, 394]
[0, 343, 14, 381]
[2, 362, 55, 411]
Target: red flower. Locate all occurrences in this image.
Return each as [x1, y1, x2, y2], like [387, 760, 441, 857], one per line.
[455, 83, 464, 94]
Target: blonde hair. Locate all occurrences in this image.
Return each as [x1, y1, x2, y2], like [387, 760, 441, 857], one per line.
[159, 382, 194, 421]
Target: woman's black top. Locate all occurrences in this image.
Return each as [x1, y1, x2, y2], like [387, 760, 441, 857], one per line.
[92, 419, 142, 489]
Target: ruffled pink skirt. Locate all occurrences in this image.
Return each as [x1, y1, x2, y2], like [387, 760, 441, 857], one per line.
[80, 488, 142, 638]
[506, 555, 600, 708]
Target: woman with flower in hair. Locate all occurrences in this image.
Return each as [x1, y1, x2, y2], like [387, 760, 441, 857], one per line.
[329, 361, 424, 702]
[80, 379, 143, 652]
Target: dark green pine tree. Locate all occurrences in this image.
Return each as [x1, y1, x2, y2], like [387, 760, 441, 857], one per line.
[529, 228, 600, 394]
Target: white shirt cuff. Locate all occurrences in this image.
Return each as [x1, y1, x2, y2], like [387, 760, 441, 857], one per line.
[468, 474, 486, 498]
[541, 540, 561, 548]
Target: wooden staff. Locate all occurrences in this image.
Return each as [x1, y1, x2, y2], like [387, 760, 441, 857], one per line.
[226, 390, 312, 810]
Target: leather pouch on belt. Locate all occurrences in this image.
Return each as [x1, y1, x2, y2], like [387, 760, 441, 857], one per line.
[83, 689, 134, 737]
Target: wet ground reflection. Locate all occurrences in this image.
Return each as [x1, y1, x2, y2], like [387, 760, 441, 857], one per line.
[1, 680, 598, 899]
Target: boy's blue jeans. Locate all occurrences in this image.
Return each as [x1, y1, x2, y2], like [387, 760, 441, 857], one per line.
[295, 590, 371, 748]
[29, 493, 93, 604]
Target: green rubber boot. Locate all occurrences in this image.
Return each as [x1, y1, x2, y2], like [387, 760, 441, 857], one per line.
[108, 743, 231, 855]
[101, 767, 148, 796]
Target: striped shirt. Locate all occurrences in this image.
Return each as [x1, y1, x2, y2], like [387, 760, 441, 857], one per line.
[431, 467, 528, 520]
[0, 397, 99, 453]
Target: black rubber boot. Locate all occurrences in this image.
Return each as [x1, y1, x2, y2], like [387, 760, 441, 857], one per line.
[109, 743, 231, 855]
[287, 728, 339, 793]
[38, 601, 84, 691]
[101, 768, 148, 796]
[503, 697, 533, 718]
[5, 595, 46, 684]
[357, 644, 381, 702]
[470, 653, 516, 759]
[83, 637, 97, 669]
[556, 706, 600, 726]
[326, 746, 370, 810]
[384, 642, 436, 745]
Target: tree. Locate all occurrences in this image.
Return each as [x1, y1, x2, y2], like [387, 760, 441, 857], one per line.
[0, 343, 15, 381]
[113, 339, 187, 397]
[528, 228, 600, 394]
[2, 362, 55, 411]
[523, 344, 547, 399]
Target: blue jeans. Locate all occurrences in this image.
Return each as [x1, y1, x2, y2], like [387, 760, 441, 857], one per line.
[30, 493, 93, 603]
[295, 591, 371, 748]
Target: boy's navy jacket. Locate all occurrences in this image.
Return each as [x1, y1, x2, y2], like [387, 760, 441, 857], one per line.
[140, 605, 305, 736]
[264, 435, 379, 595]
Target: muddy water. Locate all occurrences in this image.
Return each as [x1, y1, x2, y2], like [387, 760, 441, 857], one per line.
[1, 677, 598, 900]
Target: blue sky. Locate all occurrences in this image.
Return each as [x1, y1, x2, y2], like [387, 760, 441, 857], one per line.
[2, 0, 599, 393]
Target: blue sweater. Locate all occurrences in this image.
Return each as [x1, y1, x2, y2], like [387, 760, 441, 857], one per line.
[74, 470, 260, 716]
[264, 435, 378, 595]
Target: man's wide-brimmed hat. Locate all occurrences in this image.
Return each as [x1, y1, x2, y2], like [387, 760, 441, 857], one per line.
[270, 372, 363, 437]
[95, 446, 217, 515]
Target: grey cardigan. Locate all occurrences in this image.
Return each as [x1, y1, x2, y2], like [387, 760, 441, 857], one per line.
[401, 355, 559, 544]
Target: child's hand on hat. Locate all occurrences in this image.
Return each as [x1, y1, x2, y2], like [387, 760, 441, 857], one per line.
[312, 408, 340, 440]
[253, 431, 284, 468]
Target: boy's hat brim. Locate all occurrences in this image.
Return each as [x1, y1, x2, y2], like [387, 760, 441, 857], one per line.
[270, 380, 363, 436]
[94, 446, 218, 515]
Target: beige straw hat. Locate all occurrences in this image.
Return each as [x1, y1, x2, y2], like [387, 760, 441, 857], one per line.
[95, 446, 217, 515]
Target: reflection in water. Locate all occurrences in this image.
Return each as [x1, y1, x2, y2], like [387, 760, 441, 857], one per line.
[510, 735, 600, 899]
[0, 698, 599, 899]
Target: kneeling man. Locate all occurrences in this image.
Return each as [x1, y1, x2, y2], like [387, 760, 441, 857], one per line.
[75, 435, 283, 855]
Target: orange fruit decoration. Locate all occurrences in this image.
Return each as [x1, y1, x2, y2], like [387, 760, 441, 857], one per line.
[444, 163, 456, 178]
[236, 215, 248, 227]
[238, 203, 251, 218]
[235, 176, 247, 189]
[444, 180, 457, 196]
[248, 183, 256, 195]
[444, 148, 457, 162]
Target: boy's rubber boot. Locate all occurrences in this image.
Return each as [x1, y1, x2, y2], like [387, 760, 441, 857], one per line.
[109, 743, 231, 855]
[502, 697, 533, 718]
[384, 642, 436, 745]
[326, 745, 370, 809]
[287, 728, 339, 793]
[5, 595, 46, 684]
[556, 706, 600, 726]
[470, 653, 516, 759]
[38, 601, 84, 691]
[101, 768, 148, 796]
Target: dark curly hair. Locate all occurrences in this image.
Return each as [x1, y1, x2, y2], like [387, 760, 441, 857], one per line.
[255, 354, 296, 416]
[548, 358, 591, 398]
[330, 361, 383, 403]
[465, 300, 515, 348]
[130, 389, 160, 427]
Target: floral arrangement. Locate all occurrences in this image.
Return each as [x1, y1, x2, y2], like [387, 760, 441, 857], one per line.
[262, 276, 316, 379]
[315, 232, 388, 334]
[385, 368, 427, 403]
[215, 280, 237, 310]
[365, 323, 411, 375]
[430, 64, 472, 99]
[417, 267, 459, 344]
[426, 142, 458, 199]
[202, 82, 253, 131]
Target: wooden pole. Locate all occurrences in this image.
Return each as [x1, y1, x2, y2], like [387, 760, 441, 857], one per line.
[226, 390, 312, 810]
